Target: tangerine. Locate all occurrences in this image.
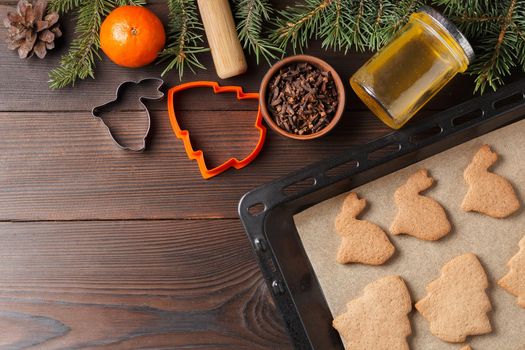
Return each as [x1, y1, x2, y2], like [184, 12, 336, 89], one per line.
[100, 6, 166, 68]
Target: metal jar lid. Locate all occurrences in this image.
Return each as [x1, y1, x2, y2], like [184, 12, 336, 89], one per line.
[419, 6, 475, 64]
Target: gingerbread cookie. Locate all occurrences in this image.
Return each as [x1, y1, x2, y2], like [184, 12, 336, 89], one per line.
[462, 144, 520, 218]
[498, 235, 525, 308]
[390, 169, 451, 241]
[333, 275, 412, 350]
[416, 253, 492, 343]
[459, 346, 473, 350]
[335, 192, 395, 265]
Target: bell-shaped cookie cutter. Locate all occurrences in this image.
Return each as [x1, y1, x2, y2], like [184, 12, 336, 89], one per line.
[167, 81, 266, 179]
[91, 78, 165, 152]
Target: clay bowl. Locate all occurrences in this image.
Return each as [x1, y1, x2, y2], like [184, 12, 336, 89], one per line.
[259, 54, 346, 140]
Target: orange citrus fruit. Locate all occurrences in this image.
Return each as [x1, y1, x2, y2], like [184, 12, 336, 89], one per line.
[100, 6, 166, 68]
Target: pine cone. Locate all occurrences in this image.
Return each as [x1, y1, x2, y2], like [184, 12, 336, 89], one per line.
[3, 0, 62, 59]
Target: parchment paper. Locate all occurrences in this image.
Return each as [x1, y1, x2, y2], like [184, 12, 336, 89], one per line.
[294, 119, 525, 350]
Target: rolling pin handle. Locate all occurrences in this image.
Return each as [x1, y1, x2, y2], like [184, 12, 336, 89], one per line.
[197, 0, 248, 79]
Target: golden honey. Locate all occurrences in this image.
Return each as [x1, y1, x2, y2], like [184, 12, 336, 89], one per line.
[351, 7, 474, 129]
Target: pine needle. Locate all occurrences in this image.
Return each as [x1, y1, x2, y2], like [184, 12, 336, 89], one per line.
[272, 0, 524, 94]
[439, 0, 525, 93]
[49, 0, 84, 13]
[159, 0, 208, 79]
[271, 0, 421, 53]
[271, 0, 332, 52]
[46, 0, 525, 93]
[232, 0, 283, 65]
[48, 0, 145, 89]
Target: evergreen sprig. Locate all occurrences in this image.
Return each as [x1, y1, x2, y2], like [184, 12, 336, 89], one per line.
[42, 0, 525, 93]
[232, 0, 282, 65]
[271, 0, 331, 52]
[159, 0, 208, 78]
[271, 0, 421, 53]
[272, 0, 525, 93]
[48, 0, 145, 89]
[439, 0, 525, 93]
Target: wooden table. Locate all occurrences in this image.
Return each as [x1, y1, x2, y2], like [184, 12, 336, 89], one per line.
[0, 1, 481, 348]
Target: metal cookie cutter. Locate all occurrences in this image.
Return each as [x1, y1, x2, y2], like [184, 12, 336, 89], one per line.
[167, 81, 266, 179]
[92, 78, 165, 152]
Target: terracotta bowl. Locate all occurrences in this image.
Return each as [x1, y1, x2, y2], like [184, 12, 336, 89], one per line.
[259, 55, 346, 140]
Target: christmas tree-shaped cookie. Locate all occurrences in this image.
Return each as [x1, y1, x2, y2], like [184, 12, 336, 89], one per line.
[390, 169, 451, 240]
[335, 192, 395, 265]
[333, 275, 412, 350]
[498, 235, 525, 308]
[416, 253, 492, 343]
[462, 145, 520, 218]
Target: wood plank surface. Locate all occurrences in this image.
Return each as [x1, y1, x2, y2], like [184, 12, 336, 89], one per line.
[0, 220, 291, 349]
[0, 109, 404, 220]
[1, 0, 520, 348]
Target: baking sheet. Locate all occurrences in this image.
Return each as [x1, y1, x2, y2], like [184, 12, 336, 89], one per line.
[294, 119, 525, 350]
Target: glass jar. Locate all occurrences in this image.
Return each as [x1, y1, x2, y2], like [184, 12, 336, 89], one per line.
[350, 6, 474, 129]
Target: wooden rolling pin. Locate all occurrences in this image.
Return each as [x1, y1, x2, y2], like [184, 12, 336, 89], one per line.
[197, 0, 248, 79]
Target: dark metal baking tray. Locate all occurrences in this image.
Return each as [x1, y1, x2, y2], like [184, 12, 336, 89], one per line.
[238, 79, 525, 350]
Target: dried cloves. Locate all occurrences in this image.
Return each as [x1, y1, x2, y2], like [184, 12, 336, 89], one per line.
[267, 62, 338, 136]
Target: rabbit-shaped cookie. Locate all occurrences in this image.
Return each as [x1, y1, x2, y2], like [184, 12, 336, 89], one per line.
[462, 145, 520, 218]
[335, 192, 395, 265]
[391, 169, 451, 241]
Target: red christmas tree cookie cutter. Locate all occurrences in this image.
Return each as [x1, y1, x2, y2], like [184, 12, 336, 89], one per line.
[167, 81, 266, 179]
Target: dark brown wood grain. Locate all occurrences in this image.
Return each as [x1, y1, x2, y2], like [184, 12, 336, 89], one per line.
[0, 0, 517, 348]
[0, 220, 291, 349]
[0, 109, 402, 220]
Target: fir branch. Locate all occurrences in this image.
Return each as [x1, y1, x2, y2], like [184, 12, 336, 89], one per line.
[384, 0, 419, 38]
[232, 0, 282, 65]
[513, 23, 525, 70]
[473, 0, 517, 93]
[48, 0, 107, 89]
[44, 0, 525, 93]
[49, 0, 144, 14]
[435, 0, 498, 37]
[271, 0, 332, 52]
[272, 0, 420, 53]
[369, 0, 388, 50]
[438, 0, 525, 93]
[48, 0, 145, 89]
[318, 0, 344, 51]
[273, 0, 523, 93]
[159, 0, 208, 78]
[114, 0, 145, 5]
[350, 0, 367, 51]
[49, 0, 83, 13]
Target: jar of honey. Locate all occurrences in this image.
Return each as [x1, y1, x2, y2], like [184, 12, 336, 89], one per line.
[350, 6, 474, 129]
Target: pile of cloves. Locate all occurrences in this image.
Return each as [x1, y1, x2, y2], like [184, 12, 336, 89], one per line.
[267, 62, 339, 135]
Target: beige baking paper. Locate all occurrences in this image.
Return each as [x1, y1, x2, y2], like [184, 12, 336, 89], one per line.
[294, 119, 525, 350]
